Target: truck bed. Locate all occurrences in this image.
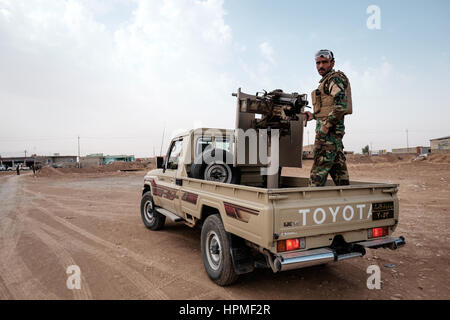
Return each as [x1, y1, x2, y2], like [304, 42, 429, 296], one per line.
[178, 176, 399, 254]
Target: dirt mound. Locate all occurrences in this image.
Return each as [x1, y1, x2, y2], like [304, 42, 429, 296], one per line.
[346, 154, 413, 164]
[37, 166, 66, 177]
[37, 160, 156, 177]
[426, 154, 450, 163]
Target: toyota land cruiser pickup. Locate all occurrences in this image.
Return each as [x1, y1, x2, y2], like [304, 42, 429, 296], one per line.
[140, 127, 405, 286]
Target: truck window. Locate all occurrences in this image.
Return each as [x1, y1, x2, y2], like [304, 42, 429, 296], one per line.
[167, 139, 183, 170]
[195, 136, 231, 156]
[215, 138, 230, 152]
[196, 137, 212, 156]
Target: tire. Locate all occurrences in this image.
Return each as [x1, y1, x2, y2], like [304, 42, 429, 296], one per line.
[140, 192, 166, 230]
[190, 148, 240, 185]
[201, 214, 239, 286]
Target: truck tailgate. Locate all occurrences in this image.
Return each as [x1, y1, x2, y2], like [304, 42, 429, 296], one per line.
[272, 184, 399, 247]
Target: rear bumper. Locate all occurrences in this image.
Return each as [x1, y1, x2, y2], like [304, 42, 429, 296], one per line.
[357, 236, 405, 250]
[273, 236, 405, 272]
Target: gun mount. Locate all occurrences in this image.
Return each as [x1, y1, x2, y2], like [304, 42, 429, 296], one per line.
[232, 88, 309, 188]
[233, 89, 308, 136]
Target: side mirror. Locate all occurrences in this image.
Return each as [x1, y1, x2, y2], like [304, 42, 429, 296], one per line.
[156, 156, 164, 169]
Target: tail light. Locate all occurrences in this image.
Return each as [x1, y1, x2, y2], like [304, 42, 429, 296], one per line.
[369, 227, 389, 239]
[277, 238, 306, 252]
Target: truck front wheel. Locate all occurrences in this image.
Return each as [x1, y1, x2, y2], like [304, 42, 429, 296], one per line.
[201, 215, 239, 286]
[140, 192, 166, 230]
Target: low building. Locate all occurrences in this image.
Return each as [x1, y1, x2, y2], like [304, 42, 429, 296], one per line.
[371, 149, 387, 156]
[391, 146, 430, 155]
[80, 154, 135, 167]
[0, 157, 36, 169]
[36, 155, 78, 168]
[80, 154, 104, 168]
[104, 155, 135, 165]
[430, 136, 450, 154]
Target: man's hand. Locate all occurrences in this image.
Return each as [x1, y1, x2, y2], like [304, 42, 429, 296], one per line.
[304, 111, 314, 121]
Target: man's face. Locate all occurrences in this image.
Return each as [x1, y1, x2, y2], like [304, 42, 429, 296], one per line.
[316, 57, 335, 76]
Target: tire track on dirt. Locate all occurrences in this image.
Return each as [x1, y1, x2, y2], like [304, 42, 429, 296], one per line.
[24, 191, 137, 208]
[29, 199, 233, 299]
[27, 211, 170, 299]
[0, 275, 13, 299]
[25, 218, 93, 300]
[0, 176, 58, 299]
[22, 180, 233, 299]
[23, 188, 133, 221]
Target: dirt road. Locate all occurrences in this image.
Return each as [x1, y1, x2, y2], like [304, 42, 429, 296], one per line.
[0, 160, 449, 300]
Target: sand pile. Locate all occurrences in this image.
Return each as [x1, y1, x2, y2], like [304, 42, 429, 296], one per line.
[346, 154, 415, 164]
[37, 166, 66, 177]
[426, 154, 450, 163]
[37, 160, 156, 177]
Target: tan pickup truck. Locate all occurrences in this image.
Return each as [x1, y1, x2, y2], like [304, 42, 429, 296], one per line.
[140, 127, 405, 286]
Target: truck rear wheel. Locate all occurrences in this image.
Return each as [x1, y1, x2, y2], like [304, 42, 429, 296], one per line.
[140, 192, 166, 230]
[201, 214, 239, 286]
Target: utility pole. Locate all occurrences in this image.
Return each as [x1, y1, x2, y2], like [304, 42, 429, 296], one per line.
[78, 136, 81, 168]
[159, 126, 166, 156]
[406, 129, 409, 151]
[24, 150, 27, 165]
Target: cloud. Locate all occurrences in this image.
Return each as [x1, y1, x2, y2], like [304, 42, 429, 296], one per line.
[259, 41, 275, 65]
[0, 0, 236, 156]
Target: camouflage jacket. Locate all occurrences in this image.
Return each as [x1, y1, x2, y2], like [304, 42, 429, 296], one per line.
[314, 69, 349, 140]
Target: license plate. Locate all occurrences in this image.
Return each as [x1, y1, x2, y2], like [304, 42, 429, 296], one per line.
[372, 202, 394, 220]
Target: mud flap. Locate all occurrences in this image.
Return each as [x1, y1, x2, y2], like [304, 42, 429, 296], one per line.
[229, 235, 254, 275]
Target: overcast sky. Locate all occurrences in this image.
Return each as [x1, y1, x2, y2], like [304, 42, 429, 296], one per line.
[1, 0, 449, 158]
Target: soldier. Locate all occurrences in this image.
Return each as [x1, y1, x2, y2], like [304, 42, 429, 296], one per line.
[304, 49, 352, 187]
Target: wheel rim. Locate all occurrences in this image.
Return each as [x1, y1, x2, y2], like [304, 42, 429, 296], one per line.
[144, 200, 155, 224]
[204, 163, 231, 183]
[206, 230, 222, 271]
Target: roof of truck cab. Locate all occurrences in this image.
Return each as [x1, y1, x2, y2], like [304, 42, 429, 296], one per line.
[172, 128, 234, 139]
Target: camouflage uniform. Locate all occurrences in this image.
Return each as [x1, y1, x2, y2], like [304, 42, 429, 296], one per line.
[310, 69, 350, 187]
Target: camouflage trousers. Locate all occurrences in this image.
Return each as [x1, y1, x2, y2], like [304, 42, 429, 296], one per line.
[310, 133, 350, 187]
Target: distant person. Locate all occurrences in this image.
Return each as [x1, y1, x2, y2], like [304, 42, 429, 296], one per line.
[32, 164, 36, 177]
[304, 49, 352, 187]
[16, 165, 20, 176]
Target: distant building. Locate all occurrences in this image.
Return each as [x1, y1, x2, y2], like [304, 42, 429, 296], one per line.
[104, 155, 135, 165]
[371, 149, 387, 156]
[391, 146, 430, 155]
[430, 136, 450, 154]
[36, 155, 78, 168]
[0, 157, 36, 169]
[80, 154, 135, 167]
[80, 154, 104, 167]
